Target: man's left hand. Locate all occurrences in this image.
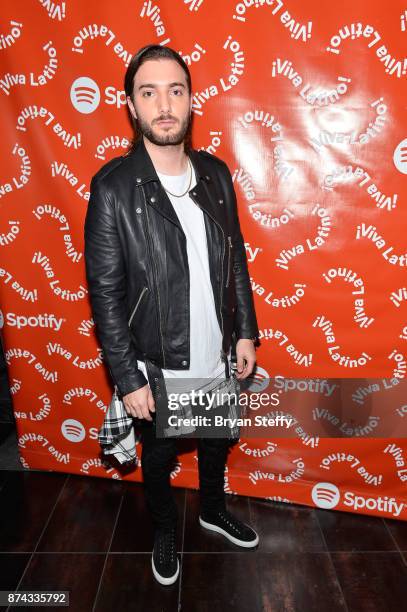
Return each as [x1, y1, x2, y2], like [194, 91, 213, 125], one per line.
[235, 338, 256, 380]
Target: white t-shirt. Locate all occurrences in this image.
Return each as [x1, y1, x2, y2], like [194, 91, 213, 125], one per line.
[137, 161, 229, 393]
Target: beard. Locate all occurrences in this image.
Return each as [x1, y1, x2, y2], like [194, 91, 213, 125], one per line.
[135, 111, 191, 147]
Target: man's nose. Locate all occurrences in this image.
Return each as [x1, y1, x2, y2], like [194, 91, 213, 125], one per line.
[157, 92, 171, 114]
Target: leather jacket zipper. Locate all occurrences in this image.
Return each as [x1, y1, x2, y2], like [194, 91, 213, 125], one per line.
[220, 230, 225, 336]
[141, 189, 166, 368]
[128, 286, 148, 327]
[112, 285, 148, 396]
[226, 235, 232, 288]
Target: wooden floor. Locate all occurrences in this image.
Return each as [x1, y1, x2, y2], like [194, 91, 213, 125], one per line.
[0, 469, 406, 611]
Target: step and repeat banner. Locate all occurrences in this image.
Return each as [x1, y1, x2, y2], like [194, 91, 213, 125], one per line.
[1, 0, 407, 520]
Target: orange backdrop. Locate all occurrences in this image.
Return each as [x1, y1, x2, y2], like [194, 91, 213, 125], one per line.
[1, 0, 407, 520]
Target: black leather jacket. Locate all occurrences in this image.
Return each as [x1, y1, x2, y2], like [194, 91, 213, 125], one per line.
[84, 138, 259, 398]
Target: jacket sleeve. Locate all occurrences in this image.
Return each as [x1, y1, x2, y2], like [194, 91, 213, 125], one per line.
[219, 162, 260, 342]
[84, 176, 149, 397]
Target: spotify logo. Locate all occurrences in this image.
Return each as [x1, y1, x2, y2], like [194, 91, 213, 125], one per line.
[311, 482, 340, 509]
[70, 77, 100, 114]
[393, 138, 407, 174]
[62, 419, 86, 442]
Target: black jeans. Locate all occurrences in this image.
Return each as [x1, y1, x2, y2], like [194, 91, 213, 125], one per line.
[140, 418, 231, 531]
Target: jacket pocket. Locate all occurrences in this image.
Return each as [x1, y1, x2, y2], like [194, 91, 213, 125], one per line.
[128, 286, 149, 327]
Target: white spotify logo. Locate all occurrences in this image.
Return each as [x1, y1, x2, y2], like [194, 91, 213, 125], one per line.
[311, 482, 340, 509]
[70, 77, 100, 114]
[62, 419, 86, 442]
[393, 138, 407, 174]
[246, 365, 271, 392]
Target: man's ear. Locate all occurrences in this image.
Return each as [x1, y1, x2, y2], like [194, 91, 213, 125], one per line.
[126, 96, 137, 119]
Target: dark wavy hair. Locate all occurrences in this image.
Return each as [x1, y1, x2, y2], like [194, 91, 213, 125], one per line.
[124, 44, 193, 153]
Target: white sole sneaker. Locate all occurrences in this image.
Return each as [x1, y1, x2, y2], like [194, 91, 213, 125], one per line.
[151, 555, 180, 585]
[199, 516, 259, 548]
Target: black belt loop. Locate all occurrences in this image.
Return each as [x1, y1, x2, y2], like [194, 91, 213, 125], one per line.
[144, 357, 167, 432]
[221, 349, 230, 378]
[144, 358, 163, 397]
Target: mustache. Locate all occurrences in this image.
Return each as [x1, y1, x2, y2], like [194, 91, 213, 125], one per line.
[155, 116, 177, 122]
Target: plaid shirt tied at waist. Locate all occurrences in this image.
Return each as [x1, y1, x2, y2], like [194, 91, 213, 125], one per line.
[97, 356, 242, 464]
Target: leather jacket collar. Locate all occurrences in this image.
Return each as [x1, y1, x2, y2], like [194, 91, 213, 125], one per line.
[121, 137, 225, 233]
[122, 136, 207, 185]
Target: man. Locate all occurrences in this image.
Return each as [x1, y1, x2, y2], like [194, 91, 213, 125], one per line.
[84, 44, 260, 586]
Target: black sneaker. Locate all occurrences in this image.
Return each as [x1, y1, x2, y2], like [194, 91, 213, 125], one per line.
[151, 526, 180, 585]
[199, 508, 259, 548]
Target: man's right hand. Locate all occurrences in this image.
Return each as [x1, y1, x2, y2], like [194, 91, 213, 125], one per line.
[122, 384, 156, 421]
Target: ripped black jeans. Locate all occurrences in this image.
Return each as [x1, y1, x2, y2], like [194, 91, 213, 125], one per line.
[140, 418, 231, 531]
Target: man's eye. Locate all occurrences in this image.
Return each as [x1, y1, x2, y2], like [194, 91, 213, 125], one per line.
[172, 89, 182, 95]
[142, 91, 153, 97]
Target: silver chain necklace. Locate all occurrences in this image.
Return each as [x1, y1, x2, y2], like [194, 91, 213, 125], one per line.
[161, 157, 193, 198]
